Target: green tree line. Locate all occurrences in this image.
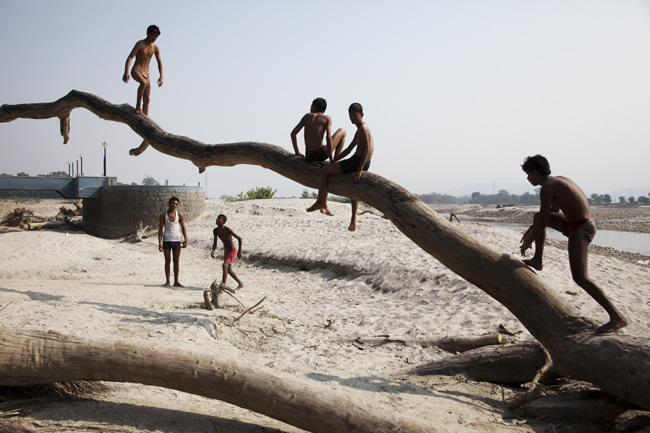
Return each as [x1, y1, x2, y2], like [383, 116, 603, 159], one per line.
[416, 189, 650, 206]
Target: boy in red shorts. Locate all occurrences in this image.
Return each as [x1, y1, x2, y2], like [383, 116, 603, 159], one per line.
[211, 214, 244, 290]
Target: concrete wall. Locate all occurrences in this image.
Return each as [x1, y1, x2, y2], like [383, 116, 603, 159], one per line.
[83, 186, 204, 239]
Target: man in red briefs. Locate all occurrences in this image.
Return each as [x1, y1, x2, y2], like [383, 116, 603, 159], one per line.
[520, 155, 627, 333]
[210, 214, 244, 290]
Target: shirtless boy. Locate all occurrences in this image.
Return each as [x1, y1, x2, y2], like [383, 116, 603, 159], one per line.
[290, 97, 346, 164]
[211, 214, 244, 290]
[158, 196, 188, 287]
[307, 103, 374, 231]
[520, 154, 628, 333]
[123, 25, 163, 115]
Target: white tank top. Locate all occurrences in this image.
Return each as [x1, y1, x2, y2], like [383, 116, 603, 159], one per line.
[163, 211, 182, 242]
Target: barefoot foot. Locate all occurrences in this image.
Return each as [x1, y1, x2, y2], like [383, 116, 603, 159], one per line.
[348, 223, 356, 232]
[174, 282, 184, 287]
[306, 203, 321, 212]
[596, 317, 628, 334]
[523, 258, 543, 271]
[163, 281, 171, 287]
[320, 208, 334, 216]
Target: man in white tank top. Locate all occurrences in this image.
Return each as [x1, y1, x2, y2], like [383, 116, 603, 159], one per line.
[158, 196, 188, 286]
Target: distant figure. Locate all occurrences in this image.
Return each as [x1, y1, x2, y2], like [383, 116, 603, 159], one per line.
[123, 25, 163, 115]
[211, 214, 244, 290]
[158, 196, 188, 287]
[290, 97, 346, 164]
[519, 154, 628, 333]
[307, 103, 374, 231]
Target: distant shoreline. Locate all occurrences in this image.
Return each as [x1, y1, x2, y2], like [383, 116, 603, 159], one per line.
[1, 199, 648, 266]
[430, 204, 650, 266]
[430, 203, 650, 233]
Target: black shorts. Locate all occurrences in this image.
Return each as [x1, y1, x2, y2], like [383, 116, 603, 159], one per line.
[306, 146, 328, 162]
[163, 241, 182, 250]
[339, 154, 371, 174]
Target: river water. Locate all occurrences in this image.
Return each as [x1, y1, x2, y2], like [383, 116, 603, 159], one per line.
[490, 223, 650, 256]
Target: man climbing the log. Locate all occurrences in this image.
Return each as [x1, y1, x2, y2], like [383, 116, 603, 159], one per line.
[211, 214, 244, 290]
[123, 25, 163, 115]
[158, 196, 187, 287]
[306, 102, 374, 231]
[290, 97, 346, 165]
[520, 154, 628, 333]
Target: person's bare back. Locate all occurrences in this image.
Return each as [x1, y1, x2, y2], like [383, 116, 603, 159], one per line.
[291, 97, 346, 163]
[542, 176, 591, 221]
[300, 112, 332, 152]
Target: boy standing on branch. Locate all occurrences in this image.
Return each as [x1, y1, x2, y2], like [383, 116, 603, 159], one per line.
[123, 25, 163, 115]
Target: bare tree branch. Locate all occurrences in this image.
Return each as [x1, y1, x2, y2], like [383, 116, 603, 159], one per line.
[2, 90, 649, 411]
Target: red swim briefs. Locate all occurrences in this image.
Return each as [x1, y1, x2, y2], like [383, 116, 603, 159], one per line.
[224, 248, 237, 264]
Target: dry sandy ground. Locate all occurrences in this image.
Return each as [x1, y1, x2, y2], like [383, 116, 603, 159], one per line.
[0, 198, 649, 432]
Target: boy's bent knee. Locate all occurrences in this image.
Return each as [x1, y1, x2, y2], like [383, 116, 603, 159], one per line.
[572, 274, 591, 287]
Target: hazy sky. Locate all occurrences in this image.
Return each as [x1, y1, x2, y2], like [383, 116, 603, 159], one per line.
[1, 0, 649, 199]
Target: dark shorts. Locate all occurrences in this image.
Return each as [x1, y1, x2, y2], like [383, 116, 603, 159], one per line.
[306, 146, 328, 162]
[163, 241, 182, 250]
[339, 154, 371, 174]
[563, 218, 596, 243]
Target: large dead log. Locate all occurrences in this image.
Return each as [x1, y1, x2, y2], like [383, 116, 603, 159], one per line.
[410, 341, 561, 384]
[1, 91, 649, 410]
[0, 329, 434, 433]
[348, 333, 506, 352]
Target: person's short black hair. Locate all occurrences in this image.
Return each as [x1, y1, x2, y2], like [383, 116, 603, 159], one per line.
[521, 155, 551, 177]
[169, 196, 179, 204]
[217, 214, 227, 224]
[312, 97, 327, 113]
[348, 102, 363, 114]
[147, 25, 161, 35]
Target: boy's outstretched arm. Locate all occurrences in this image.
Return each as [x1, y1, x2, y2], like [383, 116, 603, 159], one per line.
[123, 43, 139, 83]
[290, 117, 305, 157]
[210, 229, 219, 258]
[233, 232, 243, 259]
[352, 126, 371, 183]
[520, 184, 553, 253]
[154, 46, 163, 86]
[179, 213, 188, 248]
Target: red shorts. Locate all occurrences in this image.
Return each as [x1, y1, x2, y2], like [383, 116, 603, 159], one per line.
[224, 248, 237, 264]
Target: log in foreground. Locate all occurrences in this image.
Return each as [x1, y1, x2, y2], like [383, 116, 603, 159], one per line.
[0, 329, 435, 433]
[348, 333, 506, 353]
[1, 91, 649, 411]
[410, 341, 561, 385]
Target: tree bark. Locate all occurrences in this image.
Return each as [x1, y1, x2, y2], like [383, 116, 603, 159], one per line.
[0, 329, 434, 433]
[410, 341, 561, 384]
[1, 91, 649, 410]
[348, 333, 506, 352]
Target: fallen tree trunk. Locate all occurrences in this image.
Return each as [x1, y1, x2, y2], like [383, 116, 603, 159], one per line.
[1, 91, 649, 410]
[348, 333, 506, 352]
[0, 329, 435, 433]
[410, 341, 561, 384]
